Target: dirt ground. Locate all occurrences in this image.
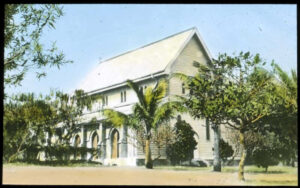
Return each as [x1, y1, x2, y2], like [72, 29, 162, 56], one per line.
[2, 166, 297, 185]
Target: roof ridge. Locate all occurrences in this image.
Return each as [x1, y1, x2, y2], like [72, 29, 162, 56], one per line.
[98, 27, 197, 64]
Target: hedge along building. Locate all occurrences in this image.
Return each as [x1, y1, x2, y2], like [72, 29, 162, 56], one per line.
[58, 27, 223, 166]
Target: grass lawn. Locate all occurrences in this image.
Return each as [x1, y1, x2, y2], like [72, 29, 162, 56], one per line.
[156, 165, 298, 185]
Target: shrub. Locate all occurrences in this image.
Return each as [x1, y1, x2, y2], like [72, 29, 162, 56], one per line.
[252, 146, 279, 172]
[219, 138, 234, 164]
[166, 116, 197, 165]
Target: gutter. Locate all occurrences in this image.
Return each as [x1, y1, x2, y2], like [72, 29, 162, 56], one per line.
[85, 70, 167, 96]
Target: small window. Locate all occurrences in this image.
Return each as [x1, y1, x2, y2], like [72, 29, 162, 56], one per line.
[121, 92, 123, 103]
[206, 119, 210, 141]
[182, 83, 185, 94]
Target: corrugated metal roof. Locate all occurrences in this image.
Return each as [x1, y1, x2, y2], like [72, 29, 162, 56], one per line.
[77, 27, 201, 93]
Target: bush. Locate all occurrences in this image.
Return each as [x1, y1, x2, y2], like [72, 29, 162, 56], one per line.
[166, 116, 197, 165]
[219, 139, 234, 164]
[42, 145, 98, 161]
[252, 146, 279, 172]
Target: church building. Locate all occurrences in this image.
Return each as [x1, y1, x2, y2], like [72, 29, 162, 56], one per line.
[51, 27, 220, 166]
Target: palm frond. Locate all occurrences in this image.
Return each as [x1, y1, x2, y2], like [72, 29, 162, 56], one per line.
[144, 86, 154, 108]
[172, 72, 191, 83]
[153, 79, 167, 101]
[133, 103, 150, 122]
[145, 79, 167, 116]
[274, 63, 293, 88]
[102, 109, 128, 127]
[153, 101, 187, 129]
[172, 94, 189, 103]
[126, 79, 147, 108]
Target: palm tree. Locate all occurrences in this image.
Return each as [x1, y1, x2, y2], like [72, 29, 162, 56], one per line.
[102, 79, 185, 169]
[271, 63, 297, 164]
[272, 63, 297, 109]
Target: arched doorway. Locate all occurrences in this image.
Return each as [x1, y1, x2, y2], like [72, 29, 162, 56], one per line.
[91, 132, 99, 160]
[74, 135, 81, 160]
[111, 129, 119, 159]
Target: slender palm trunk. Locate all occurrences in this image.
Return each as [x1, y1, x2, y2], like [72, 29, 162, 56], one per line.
[145, 137, 153, 169]
[213, 124, 221, 171]
[238, 130, 247, 181]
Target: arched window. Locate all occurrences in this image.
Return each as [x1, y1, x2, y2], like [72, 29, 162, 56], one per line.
[92, 132, 99, 160]
[74, 135, 81, 160]
[111, 129, 119, 159]
[74, 135, 81, 147]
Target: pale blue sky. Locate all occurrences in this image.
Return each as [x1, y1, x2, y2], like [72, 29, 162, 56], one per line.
[5, 4, 297, 96]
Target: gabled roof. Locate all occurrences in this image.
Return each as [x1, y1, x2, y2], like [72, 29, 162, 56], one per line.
[78, 27, 212, 94]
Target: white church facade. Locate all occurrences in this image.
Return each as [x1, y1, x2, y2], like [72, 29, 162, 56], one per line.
[50, 27, 222, 166]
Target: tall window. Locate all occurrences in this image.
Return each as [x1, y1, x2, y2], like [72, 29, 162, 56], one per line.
[121, 90, 126, 103]
[102, 95, 108, 106]
[206, 119, 210, 141]
[124, 91, 126, 102]
[121, 92, 123, 103]
[182, 83, 185, 94]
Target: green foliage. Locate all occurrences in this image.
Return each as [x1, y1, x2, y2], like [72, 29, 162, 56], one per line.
[176, 52, 278, 178]
[245, 129, 295, 171]
[103, 109, 128, 127]
[42, 145, 97, 161]
[219, 139, 234, 163]
[251, 147, 279, 172]
[247, 132, 281, 171]
[166, 117, 197, 165]
[14, 144, 97, 162]
[51, 89, 101, 146]
[181, 52, 274, 132]
[3, 93, 57, 162]
[3, 89, 100, 163]
[250, 64, 297, 165]
[4, 4, 72, 87]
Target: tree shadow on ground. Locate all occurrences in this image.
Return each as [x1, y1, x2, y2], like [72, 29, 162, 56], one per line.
[224, 168, 290, 174]
[245, 179, 297, 185]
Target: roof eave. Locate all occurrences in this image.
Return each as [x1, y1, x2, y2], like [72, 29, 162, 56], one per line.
[85, 70, 167, 96]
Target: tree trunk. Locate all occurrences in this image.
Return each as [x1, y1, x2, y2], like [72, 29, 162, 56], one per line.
[238, 130, 247, 181]
[8, 130, 29, 163]
[213, 124, 221, 172]
[145, 137, 153, 169]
